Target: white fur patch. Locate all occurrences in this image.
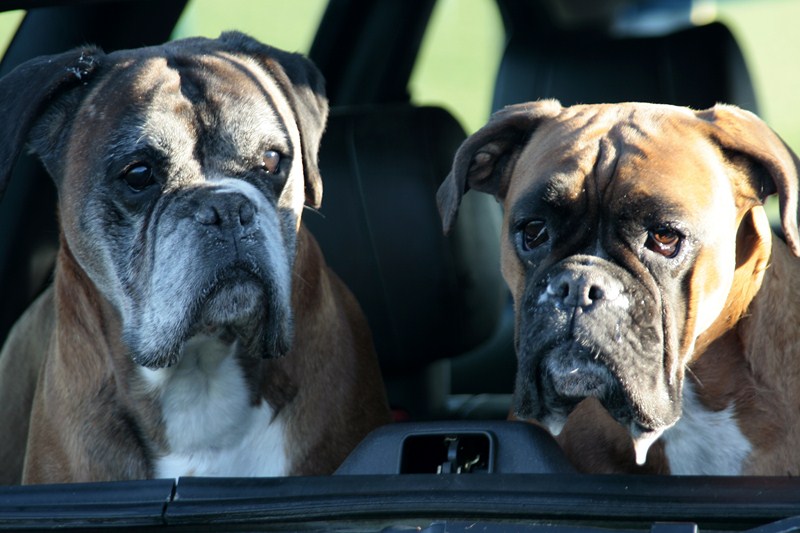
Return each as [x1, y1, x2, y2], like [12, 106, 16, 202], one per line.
[662, 380, 751, 475]
[140, 334, 290, 478]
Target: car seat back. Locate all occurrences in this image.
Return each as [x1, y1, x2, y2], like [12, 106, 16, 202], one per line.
[493, 17, 757, 112]
[307, 104, 508, 418]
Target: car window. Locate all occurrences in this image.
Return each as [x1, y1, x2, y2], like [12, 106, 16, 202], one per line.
[712, 0, 800, 222]
[171, 0, 327, 54]
[408, 0, 505, 133]
[0, 10, 25, 56]
[717, 0, 800, 151]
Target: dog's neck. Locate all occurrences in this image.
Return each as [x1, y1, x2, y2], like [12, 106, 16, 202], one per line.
[693, 208, 773, 355]
[51, 238, 294, 475]
[688, 209, 800, 474]
[693, 207, 798, 388]
[59, 241, 167, 398]
[738, 233, 800, 403]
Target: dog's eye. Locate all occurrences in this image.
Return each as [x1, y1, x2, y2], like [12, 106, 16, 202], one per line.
[646, 227, 682, 258]
[521, 219, 549, 251]
[259, 150, 281, 174]
[122, 164, 155, 192]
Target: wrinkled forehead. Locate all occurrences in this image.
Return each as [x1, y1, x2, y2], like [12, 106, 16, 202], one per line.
[79, 50, 292, 157]
[507, 104, 733, 220]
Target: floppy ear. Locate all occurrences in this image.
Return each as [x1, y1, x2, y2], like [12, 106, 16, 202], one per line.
[0, 46, 102, 198]
[219, 31, 328, 209]
[436, 100, 562, 235]
[696, 104, 800, 257]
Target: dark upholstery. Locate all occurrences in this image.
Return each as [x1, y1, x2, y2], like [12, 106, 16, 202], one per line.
[306, 105, 507, 384]
[493, 20, 758, 112]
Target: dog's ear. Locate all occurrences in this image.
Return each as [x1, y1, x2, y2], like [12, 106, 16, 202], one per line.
[437, 100, 562, 235]
[219, 32, 329, 209]
[275, 51, 328, 210]
[0, 46, 102, 198]
[696, 104, 800, 257]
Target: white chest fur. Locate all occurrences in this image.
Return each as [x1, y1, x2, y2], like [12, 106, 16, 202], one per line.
[662, 380, 752, 475]
[139, 334, 290, 478]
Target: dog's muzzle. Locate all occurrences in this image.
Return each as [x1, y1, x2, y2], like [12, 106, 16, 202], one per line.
[529, 262, 630, 424]
[515, 255, 677, 463]
[121, 181, 294, 369]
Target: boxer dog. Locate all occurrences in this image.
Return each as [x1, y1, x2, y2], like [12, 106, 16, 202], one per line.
[438, 100, 800, 475]
[0, 32, 390, 484]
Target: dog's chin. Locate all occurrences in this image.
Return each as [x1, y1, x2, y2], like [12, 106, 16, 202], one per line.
[130, 274, 292, 370]
[515, 340, 679, 464]
[537, 353, 620, 434]
[199, 280, 265, 332]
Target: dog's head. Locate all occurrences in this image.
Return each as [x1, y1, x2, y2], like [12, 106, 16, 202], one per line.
[438, 100, 800, 462]
[0, 32, 328, 368]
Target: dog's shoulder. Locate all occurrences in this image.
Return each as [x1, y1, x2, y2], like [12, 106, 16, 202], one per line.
[0, 286, 55, 484]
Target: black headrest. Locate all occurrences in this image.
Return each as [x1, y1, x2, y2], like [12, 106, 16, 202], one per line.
[306, 104, 507, 377]
[494, 21, 757, 112]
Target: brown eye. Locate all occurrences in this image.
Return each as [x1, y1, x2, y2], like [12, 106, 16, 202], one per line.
[259, 150, 281, 174]
[522, 219, 549, 251]
[646, 227, 682, 258]
[122, 163, 155, 192]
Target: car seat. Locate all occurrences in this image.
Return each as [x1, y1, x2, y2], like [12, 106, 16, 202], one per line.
[307, 104, 513, 420]
[492, 4, 758, 112]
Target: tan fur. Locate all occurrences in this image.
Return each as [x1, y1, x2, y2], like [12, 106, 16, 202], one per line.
[439, 100, 800, 475]
[558, 209, 800, 475]
[271, 227, 391, 475]
[737, 235, 800, 474]
[21, 240, 162, 482]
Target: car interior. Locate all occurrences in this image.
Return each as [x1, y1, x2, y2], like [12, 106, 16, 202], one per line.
[1, 0, 799, 531]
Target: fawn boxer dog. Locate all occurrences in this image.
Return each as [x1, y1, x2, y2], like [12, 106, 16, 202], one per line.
[438, 100, 800, 475]
[0, 32, 390, 484]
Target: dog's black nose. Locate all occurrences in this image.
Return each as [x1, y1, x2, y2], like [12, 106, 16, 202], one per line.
[195, 192, 255, 228]
[546, 268, 621, 309]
